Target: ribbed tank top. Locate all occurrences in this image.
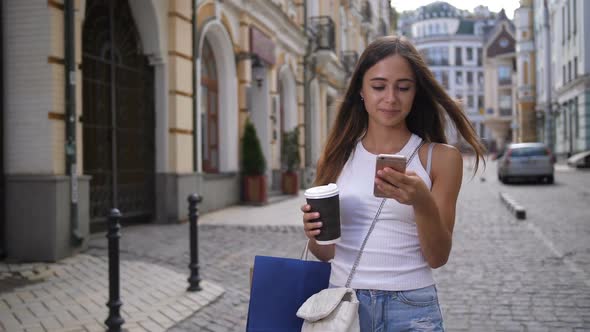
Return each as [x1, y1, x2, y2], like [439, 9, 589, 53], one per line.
[330, 134, 435, 291]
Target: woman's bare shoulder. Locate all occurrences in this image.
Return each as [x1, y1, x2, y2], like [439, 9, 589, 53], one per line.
[431, 144, 463, 175]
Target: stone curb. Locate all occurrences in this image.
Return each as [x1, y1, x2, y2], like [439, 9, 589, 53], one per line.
[499, 192, 526, 219]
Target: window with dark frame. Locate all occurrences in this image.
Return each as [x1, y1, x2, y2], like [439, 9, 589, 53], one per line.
[561, 103, 567, 139]
[573, 0, 577, 35]
[567, 0, 571, 40]
[574, 97, 579, 138]
[477, 47, 482, 66]
[201, 38, 219, 173]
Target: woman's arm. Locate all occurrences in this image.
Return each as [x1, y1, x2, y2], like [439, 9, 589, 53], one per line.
[412, 144, 462, 268]
[374, 144, 462, 268]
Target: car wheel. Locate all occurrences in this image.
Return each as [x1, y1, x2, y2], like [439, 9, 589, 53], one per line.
[547, 175, 554, 184]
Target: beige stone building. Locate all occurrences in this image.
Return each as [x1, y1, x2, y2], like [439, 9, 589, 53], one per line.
[1, 0, 308, 261]
[514, 0, 537, 143]
[1, 0, 395, 261]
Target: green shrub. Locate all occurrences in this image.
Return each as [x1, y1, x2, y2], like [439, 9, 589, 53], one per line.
[241, 119, 266, 176]
[281, 128, 300, 172]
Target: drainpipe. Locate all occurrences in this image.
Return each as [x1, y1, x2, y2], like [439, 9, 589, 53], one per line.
[303, 0, 317, 183]
[543, 0, 554, 151]
[65, 0, 82, 244]
[193, 0, 199, 172]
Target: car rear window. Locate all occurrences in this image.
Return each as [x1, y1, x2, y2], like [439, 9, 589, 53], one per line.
[509, 147, 548, 157]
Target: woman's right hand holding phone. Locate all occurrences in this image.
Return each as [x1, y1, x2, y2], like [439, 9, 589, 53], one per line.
[301, 204, 322, 240]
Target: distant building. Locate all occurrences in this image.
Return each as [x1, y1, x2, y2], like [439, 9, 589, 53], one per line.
[483, 10, 517, 152]
[410, 1, 495, 147]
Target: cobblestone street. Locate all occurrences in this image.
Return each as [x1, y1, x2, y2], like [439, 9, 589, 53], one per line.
[2, 161, 589, 331]
[90, 161, 589, 331]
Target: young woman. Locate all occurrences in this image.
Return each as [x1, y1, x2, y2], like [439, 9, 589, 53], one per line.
[301, 36, 485, 331]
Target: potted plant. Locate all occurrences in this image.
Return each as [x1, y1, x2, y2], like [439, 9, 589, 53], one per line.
[241, 118, 267, 204]
[281, 128, 301, 195]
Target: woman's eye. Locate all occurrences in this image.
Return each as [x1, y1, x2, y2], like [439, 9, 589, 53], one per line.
[398, 87, 410, 91]
[372, 86, 385, 91]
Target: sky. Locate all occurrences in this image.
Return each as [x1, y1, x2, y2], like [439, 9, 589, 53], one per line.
[390, 0, 520, 19]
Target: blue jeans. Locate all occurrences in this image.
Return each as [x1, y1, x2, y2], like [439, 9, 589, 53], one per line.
[355, 285, 444, 332]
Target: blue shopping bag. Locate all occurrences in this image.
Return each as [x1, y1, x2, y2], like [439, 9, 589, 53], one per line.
[246, 255, 331, 332]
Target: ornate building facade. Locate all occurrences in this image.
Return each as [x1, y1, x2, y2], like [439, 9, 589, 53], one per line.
[1, 0, 394, 261]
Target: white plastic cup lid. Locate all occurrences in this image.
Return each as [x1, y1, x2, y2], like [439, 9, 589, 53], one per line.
[304, 183, 339, 199]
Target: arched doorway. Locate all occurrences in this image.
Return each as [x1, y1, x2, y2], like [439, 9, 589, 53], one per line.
[82, 0, 155, 229]
[200, 38, 219, 173]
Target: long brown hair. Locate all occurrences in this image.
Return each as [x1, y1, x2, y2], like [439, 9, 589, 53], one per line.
[315, 35, 485, 185]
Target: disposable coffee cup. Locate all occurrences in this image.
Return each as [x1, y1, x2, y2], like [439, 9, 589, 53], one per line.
[304, 183, 341, 245]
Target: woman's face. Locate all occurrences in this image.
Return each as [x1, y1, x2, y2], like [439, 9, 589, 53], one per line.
[360, 54, 416, 130]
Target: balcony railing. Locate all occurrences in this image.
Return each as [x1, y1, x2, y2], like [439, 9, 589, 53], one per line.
[498, 77, 512, 85]
[499, 108, 512, 116]
[310, 16, 335, 51]
[341, 51, 359, 76]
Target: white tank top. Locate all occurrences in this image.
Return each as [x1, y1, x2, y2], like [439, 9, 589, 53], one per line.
[330, 134, 435, 291]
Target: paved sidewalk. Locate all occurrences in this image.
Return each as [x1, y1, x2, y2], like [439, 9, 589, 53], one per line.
[198, 192, 305, 226]
[0, 193, 307, 332]
[0, 254, 223, 332]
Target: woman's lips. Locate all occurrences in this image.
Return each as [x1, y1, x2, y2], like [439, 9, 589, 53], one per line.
[379, 109, 401, 114]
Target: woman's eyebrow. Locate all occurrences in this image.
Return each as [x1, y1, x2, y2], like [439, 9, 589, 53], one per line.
[368, 77, 415, 83]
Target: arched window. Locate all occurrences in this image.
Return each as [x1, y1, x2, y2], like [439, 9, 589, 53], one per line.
[201, 38, 219, 173]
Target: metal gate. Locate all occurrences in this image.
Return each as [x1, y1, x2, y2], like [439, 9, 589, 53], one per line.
[82, 0, 155, 228]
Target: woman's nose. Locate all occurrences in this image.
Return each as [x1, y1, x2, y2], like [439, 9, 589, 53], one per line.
[384, 87, 398, 104]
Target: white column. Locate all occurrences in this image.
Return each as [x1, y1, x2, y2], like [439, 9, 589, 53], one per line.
[150, 56, 169, 173]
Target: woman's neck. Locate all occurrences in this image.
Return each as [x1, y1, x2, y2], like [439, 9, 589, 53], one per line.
[361, 124, 412, 155]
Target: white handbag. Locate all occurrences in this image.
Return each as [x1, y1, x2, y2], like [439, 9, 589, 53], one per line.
[297, 141, 424, 332]
[296, 287, 360, 332]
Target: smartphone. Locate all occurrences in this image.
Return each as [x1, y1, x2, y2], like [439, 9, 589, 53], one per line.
[373, 154, 407, 198]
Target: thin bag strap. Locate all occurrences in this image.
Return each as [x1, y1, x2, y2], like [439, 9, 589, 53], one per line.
[345, 139, 424, 288]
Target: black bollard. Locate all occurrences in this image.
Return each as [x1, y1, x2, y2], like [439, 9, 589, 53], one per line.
[187, 194, 203, 291]
[105, 208, 124, 332]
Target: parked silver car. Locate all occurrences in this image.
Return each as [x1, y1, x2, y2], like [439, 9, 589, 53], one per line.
[497, 142, 555, 184]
